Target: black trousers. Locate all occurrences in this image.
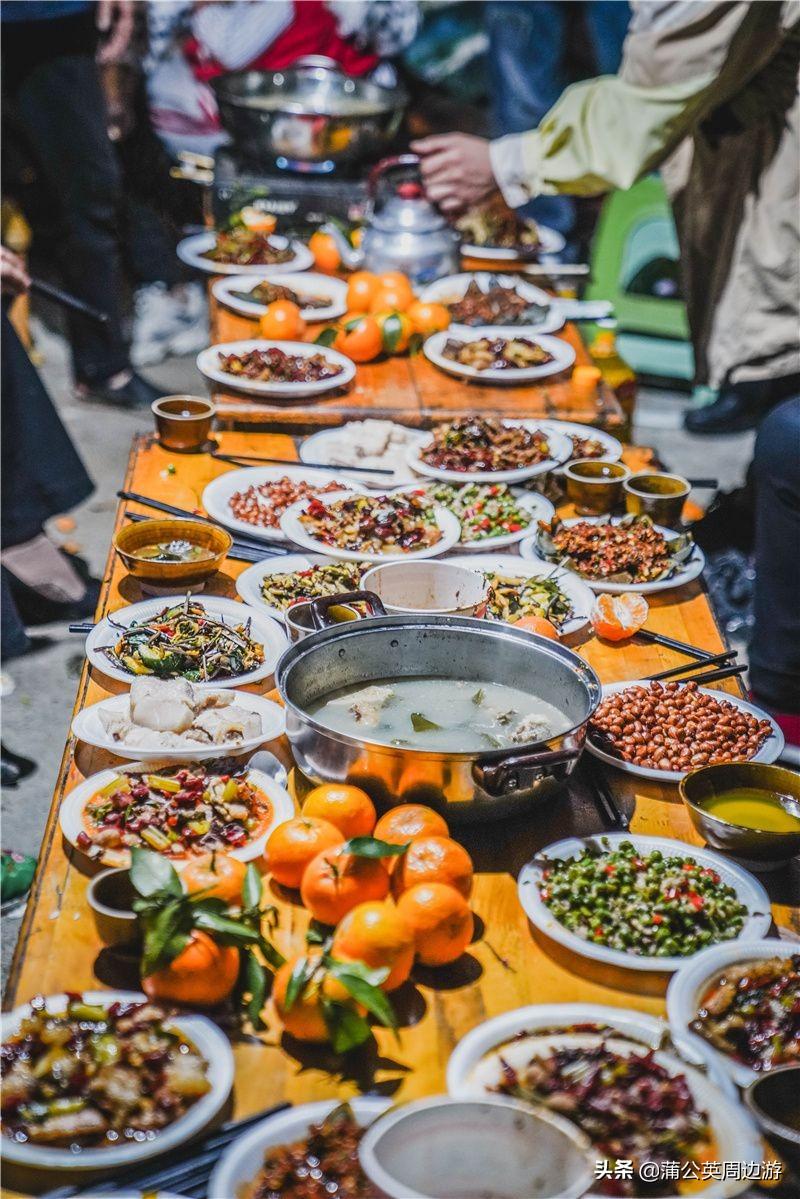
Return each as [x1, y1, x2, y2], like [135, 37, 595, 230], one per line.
[2, 9, 130, 383]
[749, 397, 800, 712]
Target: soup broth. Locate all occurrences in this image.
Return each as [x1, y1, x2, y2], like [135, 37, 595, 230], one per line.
[309, 677, 570, 753]
[700, 787, 800, 833]
[132, 540, 215, 564]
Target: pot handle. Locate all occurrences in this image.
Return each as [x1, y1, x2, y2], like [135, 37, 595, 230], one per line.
[472, 744, 582, 797]
[309, 590, 387, 630]
[367, 153, 421, 198]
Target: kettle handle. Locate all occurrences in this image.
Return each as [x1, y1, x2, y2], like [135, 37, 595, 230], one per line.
[367, 153, 421, 198]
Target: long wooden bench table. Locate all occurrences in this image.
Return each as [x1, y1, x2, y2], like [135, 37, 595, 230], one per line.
[5, 430, 796, 1196]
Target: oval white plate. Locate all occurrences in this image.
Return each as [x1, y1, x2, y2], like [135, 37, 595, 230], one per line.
[212, 271, 348, 322]
[300, 423, 430, 487]
[667, 939, 794, 1090]
[60, 766, 294, 870]
[418, 273, 564, 333]
[518, 832, 772, 974]
[236, 552, 365, 621]
[446, 552, 594, 638]
[461, 224, 566, 259]
[423, 329, 576, 386]
[85, 595, 287, 689]
[202, 464, 366, 545]
[1, 991, 233, 1171]
[407, 419, 573, 485]
[446, 1007, 759, 1199]
[586, 680, 784, 782]
[176, 231, 313, 276]
[536, 419, 623, 470]
[71, 691, 286, 762]
[197, 339, 355, 399]
[208, 1096, 391, 1199]
[394, 483, 554, 551]
[279, 490, 461, 563]
[519, 515, 706, 594]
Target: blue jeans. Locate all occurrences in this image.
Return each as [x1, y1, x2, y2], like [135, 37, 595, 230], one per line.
[485, 1, 630, 237]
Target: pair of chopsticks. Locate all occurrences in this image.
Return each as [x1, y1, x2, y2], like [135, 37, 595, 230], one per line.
[41, 1102, 290, 1198]
[582, 754, 629, 831]
[646, 659, 746, 687]
[211, 449, 395, 479]
[30, 277, 109, 325]
[117, 489, 289, 555]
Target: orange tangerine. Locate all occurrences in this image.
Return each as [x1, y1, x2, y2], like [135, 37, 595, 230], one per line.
[181, 853, 247, 905]
[513, 614, 560, 640]
[308, 230, 341, 273]
[300, 844, 390, 926]
[264, 816, 344, 890]
[374, 310, 414, 354]
[333, 314, 383, 363]
[396, 883, 473, 966]
[590, 593, 650, 642]
[258, 299, 306, 340]
[330, 900, 415, 991]
[392, 834, 474, 899]
[407, 300, 450, 336]
[374, 804, 450, 846]
[142, 931, 239, 1006]
[302, 783, 376, 839]
[346, 270, 379, 312]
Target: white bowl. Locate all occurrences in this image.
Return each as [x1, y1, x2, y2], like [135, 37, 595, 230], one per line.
[176, 231, 313, 275]
[517, 832, 772, 974]
[84, 595, 287, 689]
[359, 1095, 594, 1199]
[208, 1096, 391, 1199]
[197, 338, 355, 399]
[667, 938, 795, 1089]
[0, 991, 233, 1172]
[71, 691, 286, 762]
[407, 419, 573, 485]
[212, 270, 348, 321]
[423, 329, 576, 387]
[361, 560, 487, 615]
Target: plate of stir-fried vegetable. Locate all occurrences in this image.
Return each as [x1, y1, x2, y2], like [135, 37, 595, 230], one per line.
[85, 595, 287, 687]
[447, 553, 594, 637]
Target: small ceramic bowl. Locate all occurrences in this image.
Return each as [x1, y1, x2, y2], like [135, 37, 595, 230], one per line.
[624, 471, 690, 526]
[358, 1095, 594, 1199]
[563, 458, 630, 515]
[680, 762, 800, 864]
[87, 868, 139, 947]
[361, 560, 487, 616]
[152, 394, 215, 452]
[745, 1066, 800, 1172]
[114, 518, 232, 591]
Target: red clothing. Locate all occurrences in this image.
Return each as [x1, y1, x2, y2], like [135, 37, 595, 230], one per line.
[187, 0, 379, 82]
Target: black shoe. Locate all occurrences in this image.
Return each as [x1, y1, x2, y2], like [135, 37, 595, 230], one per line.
[0, 743, 36, 781]
[1, 756, 21, 787]
[683, 384, 774, 434]
[6, 565, 101, 626]
[78, 371, 162, 410]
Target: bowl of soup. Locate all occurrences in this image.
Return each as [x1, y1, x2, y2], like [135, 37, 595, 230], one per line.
[114, 518, 232, 590]
[680, 761, 800, 863]
[275, 611, 601, 820]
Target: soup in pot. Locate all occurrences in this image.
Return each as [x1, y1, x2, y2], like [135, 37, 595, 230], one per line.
[308, 677, 570, 753]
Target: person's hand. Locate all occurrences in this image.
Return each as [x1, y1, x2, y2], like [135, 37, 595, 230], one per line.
[0, 248, 30, 296]
[411, 134, 498, 215]
[96, 0, 135, 64]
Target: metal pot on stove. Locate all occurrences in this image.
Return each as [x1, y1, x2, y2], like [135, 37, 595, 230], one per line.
[275, 593, 601, 822]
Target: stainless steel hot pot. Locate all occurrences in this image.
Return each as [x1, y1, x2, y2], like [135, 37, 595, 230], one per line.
[275, 600, 601, 822]
[211, 56, 407, 169]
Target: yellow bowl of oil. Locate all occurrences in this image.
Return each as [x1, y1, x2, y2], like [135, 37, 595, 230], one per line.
[680, 762, 800, 863]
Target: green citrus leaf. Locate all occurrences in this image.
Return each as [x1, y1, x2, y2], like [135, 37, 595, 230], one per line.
[342, 835, 410, 859]
[381, 312, 402, 354]
[139, 899, 193, 976]
[241, 948, 268, 1031]
[321, 998, 373, 1054]
[315, 326, 338, 347]
[130, 846, 182, 899]
[284, 955, 313, 1012]
[242, 862, 262, 911]
[326, 960, 396, 1029]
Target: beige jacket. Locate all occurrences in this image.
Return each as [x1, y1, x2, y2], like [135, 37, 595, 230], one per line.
[490, 1, 800, 389]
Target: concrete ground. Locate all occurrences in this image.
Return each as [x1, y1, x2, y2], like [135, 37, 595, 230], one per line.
[0, 316, 756, 984]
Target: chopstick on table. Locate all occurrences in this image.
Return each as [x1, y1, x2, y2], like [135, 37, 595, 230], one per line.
[582, 755, 630, 831]
[29, 277, 109, 325]
[210, 450, 396, 478]
[634, 628, 719, 661]
[116, 489, 288, 555]
[646, 649, 738, 682]
[655, 662, 747, 687]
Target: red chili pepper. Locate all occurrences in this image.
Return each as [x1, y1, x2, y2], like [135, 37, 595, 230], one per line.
[507, 522, 522, 532]
[603, 863, 617, 875]
[593, 927, 605, 938]
[652, 913, 664, 925]
[687, 891, 705, 911]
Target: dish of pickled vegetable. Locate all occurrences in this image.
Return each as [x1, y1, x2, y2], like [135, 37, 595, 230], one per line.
[77, 763, 272, 863]
[103, 599, 265, 681]
[241, 1104, 372, 1199]
[404, 482, 535, 543]
[539, 841, 749, 958]
[297, 492, 443, 555]
[259, 561, 362, 610]
[690, 953, 800, 1071]
[535, 515, 695, 584]
[1, 995, 210, 1151]
[420, 417, 551, 473]
[202, 228, 294, 267]
[482, 571, 574, 628]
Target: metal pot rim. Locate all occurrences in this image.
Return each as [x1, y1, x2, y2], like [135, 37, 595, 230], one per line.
[211, 68, 407, 120]
[275, 613, 601, 762]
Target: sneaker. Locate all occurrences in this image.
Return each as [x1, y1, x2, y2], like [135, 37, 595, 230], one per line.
[131, 283, 186, 367]
[78, 370, 162, 410]
[166, 282, 209, 357]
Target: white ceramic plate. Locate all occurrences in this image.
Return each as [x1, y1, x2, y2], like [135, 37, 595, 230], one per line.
[461, 224, 566, 259]
[446, 1006, 760, 1199]
[211, 271, 348, 321]
[418, 272, 564, 333]
[299, 422, 430, 487]
[667, 939, 793, 1089]
[236, 552, 365, 621]
[407, 419, 573, 485]
[518, 833, 772, 974]
[586, 680, 785, 782]
[202, 464, 366, 545]
[71, 691, 286, 762]
[208, 1096, 391, 1199]
[446, 552, 594, 638]
[85, 595, 287, 689]
[197, 339, 355, 398]
[176, 231, 313, 276]
[1, 991, 233, 1171]
[279, 489, 461, 563]
[60, 765, 294, 870]
[423, 328, 576, 386]
[519, 515, 707, 594]
[394, 482, 554, 551]
[536, 419, 624, 470]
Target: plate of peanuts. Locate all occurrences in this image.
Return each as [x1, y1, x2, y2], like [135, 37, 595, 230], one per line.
[586, 679, 783, 782]
[202, 466, 367, 545]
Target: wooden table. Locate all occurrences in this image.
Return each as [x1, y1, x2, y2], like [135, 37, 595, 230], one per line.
[5, 431, 796, 1196]
[208, 294, 625, 433]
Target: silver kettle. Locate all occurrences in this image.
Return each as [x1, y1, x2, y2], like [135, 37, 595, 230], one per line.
[359, 154, 461, 286]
